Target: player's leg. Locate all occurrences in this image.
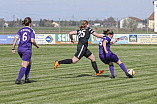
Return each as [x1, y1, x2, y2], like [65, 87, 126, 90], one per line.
[108, 62, 115, 78]
[25, 60, 32, 83]
[117, 60, 133, 78]
[54, 44, 84, 69]
[54, 56, 80, 69]
[88, 54, 98, 73]
[16, 60, 29, 84]
[116, 60, 127, 73]
[99, 54, 114, 78]
[16, 51, 31, 84]
[86, 51, 104, 76]
[106, 52, 127, 73]
[106, 52, 133, 78]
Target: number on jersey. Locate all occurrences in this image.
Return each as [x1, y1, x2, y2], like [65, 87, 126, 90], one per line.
[23, 32, 27, 41]
[78, 30, 86, 38]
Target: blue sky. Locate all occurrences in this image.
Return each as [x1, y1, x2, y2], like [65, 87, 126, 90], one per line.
[0, 0, 154, 21]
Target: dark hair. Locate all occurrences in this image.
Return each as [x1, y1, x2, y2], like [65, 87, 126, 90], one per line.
[103, 29, 114, 35]
[22, 17, 32, 26]
[80, 20, 88, 29]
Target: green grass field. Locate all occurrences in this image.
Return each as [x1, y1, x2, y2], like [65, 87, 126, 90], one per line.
[0, 44, 157, 104]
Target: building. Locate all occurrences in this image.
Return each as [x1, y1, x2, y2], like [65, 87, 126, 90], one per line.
[52, 22, 59, 27]
[92, 23, 101, 27]
[120, 17, 144, 28]
[148, 12, 154, 29]
[4, 23, 8, 27]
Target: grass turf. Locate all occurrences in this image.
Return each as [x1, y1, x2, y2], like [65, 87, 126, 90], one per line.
[0, 44, 157, 104]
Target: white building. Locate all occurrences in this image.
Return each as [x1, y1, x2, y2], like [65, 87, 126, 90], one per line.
[92, 23, 101, 27]
[4, 23, 8, 27]
[120, 17, 144, 28]
[52, 22, 59, 27]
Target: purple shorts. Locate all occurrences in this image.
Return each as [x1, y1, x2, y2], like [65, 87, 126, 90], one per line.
[99, 51, 119, 64]
[18, 51, 32, 62]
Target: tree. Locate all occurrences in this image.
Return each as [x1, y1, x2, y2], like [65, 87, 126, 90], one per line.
[8, 21, 15, 27]
[122, 18, 138, 31]
[103, 17, 116, 27]
[39, 19, 44, 27]
[44, 19, 53, 27]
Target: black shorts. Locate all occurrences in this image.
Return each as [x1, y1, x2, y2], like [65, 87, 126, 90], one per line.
[74, 44, 92, 59]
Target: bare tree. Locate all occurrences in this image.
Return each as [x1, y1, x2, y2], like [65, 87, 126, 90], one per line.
[122, 18, 138, 31]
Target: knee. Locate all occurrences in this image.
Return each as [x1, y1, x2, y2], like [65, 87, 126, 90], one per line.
[22, 65, 27, 69]
[72, 61, 76, 64]
[29, 61, 32, 65]
[72, 59, 78, 64]
[88, 54, 95, 62]
[109, 62, 113, 66]
[117, 60, 122, 65]
[21, 63, 26, 68]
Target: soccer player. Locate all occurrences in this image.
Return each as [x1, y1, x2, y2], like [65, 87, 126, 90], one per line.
[99, 29, 133, 78]
[12, 17, 39, 84]
[54, 20, 104, 76]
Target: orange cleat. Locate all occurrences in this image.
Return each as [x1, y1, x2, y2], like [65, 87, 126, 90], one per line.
[54, 60, 59, 69]
[96, 70, 104, 76]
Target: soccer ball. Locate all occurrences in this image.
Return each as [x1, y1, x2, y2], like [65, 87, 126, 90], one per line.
[127, 69, 135, 76]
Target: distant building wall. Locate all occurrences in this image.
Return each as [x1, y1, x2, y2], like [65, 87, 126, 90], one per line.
[120, 17, 144, 29]
[149, 20, 154, 29]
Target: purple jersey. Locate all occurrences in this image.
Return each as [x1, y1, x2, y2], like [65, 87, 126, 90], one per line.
[99, 36, 119, 64]
[99, 36, 111, 55]
[16, 26, 35, 52]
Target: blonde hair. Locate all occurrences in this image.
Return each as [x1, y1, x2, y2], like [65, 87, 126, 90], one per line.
[79, 20, 88, 29]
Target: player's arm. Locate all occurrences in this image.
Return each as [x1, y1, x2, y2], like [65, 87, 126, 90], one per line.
[69, 31, 77, 44]
[31, 39, 39, 48]
[12, 37, 18, 54]
[31, 30, 39, 48]
[110, 38, 119, 45]
[92, 32, 103, 38]
[103, 40, 108, 54]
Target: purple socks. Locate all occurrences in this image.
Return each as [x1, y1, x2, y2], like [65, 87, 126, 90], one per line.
[17, 65, 31, 81]
[25, 65, 31, 79]
[119, 63, 128, 73]
[17, 67, 26, 81]
[109, 65, 114, 76]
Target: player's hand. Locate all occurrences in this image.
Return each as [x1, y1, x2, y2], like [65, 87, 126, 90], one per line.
[12, 50, 15, 54]
[105, 50, 108, 54]
[37, 45, 39, 48]
[115, 38, 120, 42]
[71, 40, 74, 44]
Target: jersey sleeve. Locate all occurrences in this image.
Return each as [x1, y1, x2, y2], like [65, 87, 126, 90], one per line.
[76, 30, 80, 35]
[89, 28, 94, 34]
[106, 36, 111, 43]
[31, 29, 35, 39]
[15, 30, 20, 39]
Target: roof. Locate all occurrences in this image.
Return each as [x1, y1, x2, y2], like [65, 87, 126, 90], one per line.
[148, 12, 154, 20]
[129, 17, 142, 21]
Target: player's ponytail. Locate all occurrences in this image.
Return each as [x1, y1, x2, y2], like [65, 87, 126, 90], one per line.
[103, 29, 114, 35]
[80, 20, 88, 29]
[22, 17, 32, 26]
